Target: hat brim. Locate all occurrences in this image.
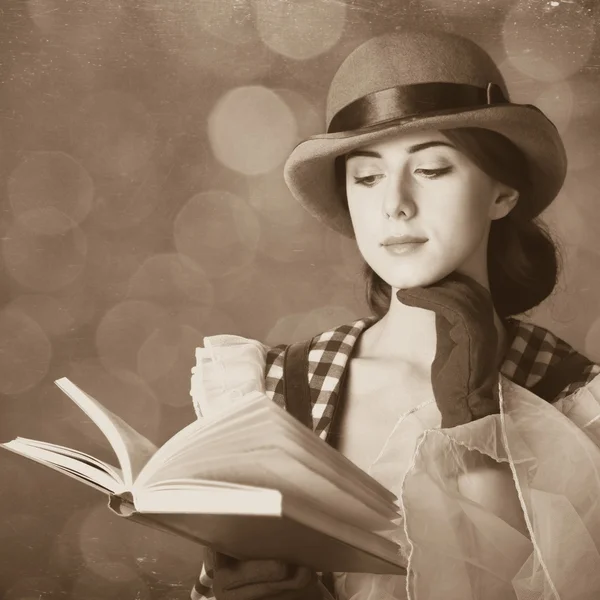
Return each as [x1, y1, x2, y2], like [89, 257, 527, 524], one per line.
[283, 104, 567, 237]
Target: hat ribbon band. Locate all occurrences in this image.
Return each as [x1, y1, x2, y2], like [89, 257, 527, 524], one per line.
[327, 82, 508, 134]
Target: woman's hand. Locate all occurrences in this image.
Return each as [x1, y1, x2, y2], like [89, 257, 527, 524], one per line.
[396, 271, 500, 428]
[207, 550, 322, 600]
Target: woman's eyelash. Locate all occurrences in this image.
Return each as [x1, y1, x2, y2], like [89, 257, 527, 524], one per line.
[415, 166, 453, 178]
[352, 166, 453, 186]
[353, 174, 383, 187]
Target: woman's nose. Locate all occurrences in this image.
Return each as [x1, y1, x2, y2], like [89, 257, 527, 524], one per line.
[382, 176, 416, 220]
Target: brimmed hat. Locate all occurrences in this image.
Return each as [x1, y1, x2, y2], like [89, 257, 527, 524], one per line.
[283, 31, 567, 238]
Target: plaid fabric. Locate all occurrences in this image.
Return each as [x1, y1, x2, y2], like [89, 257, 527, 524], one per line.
[501, 318, 600, 397]
[265, 317, 378, 439]
[264, 316, 600, 441]
[192, 315, 600, 599]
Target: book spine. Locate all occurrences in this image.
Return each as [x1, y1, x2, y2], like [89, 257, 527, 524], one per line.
[108, 492, 136, 517]
[106, 493, 214, 550]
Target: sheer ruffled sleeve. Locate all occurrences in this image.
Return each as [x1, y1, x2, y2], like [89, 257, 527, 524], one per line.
[335, 373, 600, 600]
[400, 374, 600, 600]
[555, 371, 600, 445]
[190, 334, 268, 419]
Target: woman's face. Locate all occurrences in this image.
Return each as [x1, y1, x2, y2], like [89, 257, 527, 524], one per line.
[345, 130, 517, 291]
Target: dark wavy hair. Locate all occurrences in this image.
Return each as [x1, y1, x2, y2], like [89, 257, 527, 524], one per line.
[334, 127, 562, 319]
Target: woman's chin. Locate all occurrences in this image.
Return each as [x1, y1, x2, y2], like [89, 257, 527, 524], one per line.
[377, 268, 452, 291]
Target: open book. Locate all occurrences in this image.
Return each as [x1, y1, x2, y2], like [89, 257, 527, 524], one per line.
[1, 378, 406, 575]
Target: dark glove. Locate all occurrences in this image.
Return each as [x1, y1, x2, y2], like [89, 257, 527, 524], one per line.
[207, 549, 322, 600]
[396, 271, 500, 428]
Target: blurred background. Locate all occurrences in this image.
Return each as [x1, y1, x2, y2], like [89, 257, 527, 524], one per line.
[0, 0, 600, 597]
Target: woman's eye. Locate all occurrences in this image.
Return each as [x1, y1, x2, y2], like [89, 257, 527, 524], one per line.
[414, 166, 453, 179]
[353, 174, 384, 187]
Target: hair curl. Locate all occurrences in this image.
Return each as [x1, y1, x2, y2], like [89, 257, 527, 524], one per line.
[335, 127, 562, 319]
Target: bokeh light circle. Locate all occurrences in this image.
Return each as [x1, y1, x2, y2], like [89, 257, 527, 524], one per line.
[48, 507, 90, 572]
[85, 229, 159, 305]
[139, 319, 206, 408]
[248, 172, 317, 263]
[85, 561, 140, 584]
[550, 243, 599, 326]
[91, 168, 163, 231]
[503, 0, 596, 82]
[174, 190, 261, 278]
[78, 504, 143, 575]
[276, 88, 322, 140]
[96, 300, 169, 379]
[561, 120, 600, 171]
[128, 253, 215, 311]
[208, 86, 297, 175]
[534, 81, 574, 133]
[136, 322, 187, 384]
[543, 189, 590, 247]
[568, 73, 600, 120]
[176, 304, 238, 338]
[292, 305, 360, 340]
[323, 227, 365, 283]
[558, 168, 600, 249]
[0, 307, 52, 395]
[8, 151, 94, 235]
[70, 91, 157, 177]
[8, 294, 75, 337]
[136, 323, 199, 393]
[254, 0, 347, 60]
[265, 312, 306, 346]
[2, 217, 87, 292]
[66, 360, 162, 440]
[247, 171, 306, 228]
[126, 521, 204, 582]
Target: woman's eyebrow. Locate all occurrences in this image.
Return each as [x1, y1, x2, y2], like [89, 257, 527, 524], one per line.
[346, 150, 381, 160]
[346, 141, 455, 161]
[407, 141, 455, 154]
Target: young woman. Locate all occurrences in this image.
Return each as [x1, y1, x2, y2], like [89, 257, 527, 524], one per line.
[190, 31, 600, 600]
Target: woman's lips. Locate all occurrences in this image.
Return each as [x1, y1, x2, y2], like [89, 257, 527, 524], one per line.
[383, 241, 426, 255]
[381, 236, 428, 256]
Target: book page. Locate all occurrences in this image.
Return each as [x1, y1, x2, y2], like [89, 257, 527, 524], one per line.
[129, 485, 405, 575]
[2, 437, 124, 494]
[143, 392, 396, 505]
[142, 449, 394, 532]
[137, 394, 399, 528]
[134, 479, 282, 515]
[54, 378, 158, 486]
[185, 421, 398, 515]
[147, 395, 398, 510]
[136, 391, 268, 485]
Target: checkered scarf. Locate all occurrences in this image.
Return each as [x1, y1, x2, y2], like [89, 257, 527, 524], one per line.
[191, 316, 600, 600]
[264, 317, 600, 440]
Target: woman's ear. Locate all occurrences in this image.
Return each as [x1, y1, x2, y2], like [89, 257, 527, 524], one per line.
[490, 187, 519, 221]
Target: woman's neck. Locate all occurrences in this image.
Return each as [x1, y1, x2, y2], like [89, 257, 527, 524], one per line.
[359, 289, 509, 370]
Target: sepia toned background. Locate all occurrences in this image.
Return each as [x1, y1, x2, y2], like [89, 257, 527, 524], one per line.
[1, 0, 600, 598]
